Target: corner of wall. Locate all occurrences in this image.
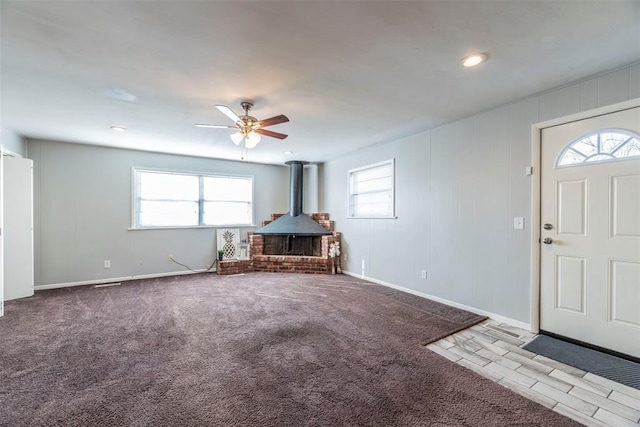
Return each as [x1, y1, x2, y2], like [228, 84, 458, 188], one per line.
[1, 127, 26, 157]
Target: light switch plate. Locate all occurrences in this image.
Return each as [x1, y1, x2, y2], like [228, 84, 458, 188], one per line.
[513, 217, 525, 230]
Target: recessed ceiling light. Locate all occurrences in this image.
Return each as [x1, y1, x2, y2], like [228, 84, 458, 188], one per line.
[103, 88, 137, 102]
[284, 151, 293, 155]
[460, 53, 488, 68]
[110, 125, 127, 132]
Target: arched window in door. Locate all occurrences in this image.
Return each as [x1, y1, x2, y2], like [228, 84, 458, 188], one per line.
[556, 129, 640, 167]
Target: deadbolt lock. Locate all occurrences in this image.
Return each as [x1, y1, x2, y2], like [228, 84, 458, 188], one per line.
[543, 223, 553, 230]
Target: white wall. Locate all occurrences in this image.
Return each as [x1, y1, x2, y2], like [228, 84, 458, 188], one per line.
[321, 62, 640, 324]
[1, 127, 26, 157]
[28, 140, 289, 287]
[303, 164, 319, 213]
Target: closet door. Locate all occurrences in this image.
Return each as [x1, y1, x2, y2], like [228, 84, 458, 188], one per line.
[3, 156, 34, 301]
[0, 150, 4, 315]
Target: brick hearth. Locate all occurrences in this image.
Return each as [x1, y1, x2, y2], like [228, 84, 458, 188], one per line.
[216, 212, 341, 275]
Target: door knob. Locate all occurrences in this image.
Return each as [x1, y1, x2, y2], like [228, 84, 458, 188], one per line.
[543, 238, 553, 244]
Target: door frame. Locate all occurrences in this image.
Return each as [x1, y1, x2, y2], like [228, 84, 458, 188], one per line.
[529, 97, 640, 333]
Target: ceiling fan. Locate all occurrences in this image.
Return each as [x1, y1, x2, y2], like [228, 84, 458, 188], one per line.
[195, 101, 289, 149]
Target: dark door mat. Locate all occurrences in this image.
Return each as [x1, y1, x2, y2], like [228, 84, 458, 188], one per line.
[523, 334, 640, 390]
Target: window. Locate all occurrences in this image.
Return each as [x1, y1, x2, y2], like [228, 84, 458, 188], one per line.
[556, 129, 640, 167]
[348, 159, 395, 218]
[133, 169, 253, 228]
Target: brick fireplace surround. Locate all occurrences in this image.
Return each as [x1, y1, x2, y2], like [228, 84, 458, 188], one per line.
[217, 213, 341, 275]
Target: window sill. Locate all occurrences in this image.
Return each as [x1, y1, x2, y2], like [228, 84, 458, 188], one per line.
[347, 216, 397, 220]
[128, 224, 257, 231]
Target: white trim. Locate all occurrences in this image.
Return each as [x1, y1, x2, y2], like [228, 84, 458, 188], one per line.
[0, 145, 4, 316]
[34, 269, 212, 291]
[347, 158, 395, 219]
[534, 98, 640, 130]
[131, 166, 255, 229]
[343, 270, 531, 332]
[529, 97, 640, 334]
[346, 216, 398, 220]
[347, 158, 395, 174]
[127, 225, 257, 231]
[530, 126, 542, 334]
[0, 147, 23, 158]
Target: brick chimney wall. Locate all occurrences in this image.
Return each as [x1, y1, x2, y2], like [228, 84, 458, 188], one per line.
[217, 213, 341, 275]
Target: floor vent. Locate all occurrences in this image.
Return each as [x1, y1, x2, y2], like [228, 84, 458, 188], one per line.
[486, 325, 521, 338]
[94, 282, 122, 288]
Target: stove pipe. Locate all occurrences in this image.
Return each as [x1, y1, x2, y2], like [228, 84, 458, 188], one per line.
[254, 160, 331, 236]
[289, 160, 305, 217]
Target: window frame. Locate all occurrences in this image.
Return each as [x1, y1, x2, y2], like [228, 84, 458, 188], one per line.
[130, 167, 255, 230]
[347, 159, 396, 219]
[555, 128, 640, 168]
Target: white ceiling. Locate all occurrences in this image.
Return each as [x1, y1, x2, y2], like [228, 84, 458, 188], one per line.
[2, 1, 639, 165]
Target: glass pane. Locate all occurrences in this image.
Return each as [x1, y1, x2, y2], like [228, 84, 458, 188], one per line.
[139, 172, 198, 200]
[557, 131, 640, 167]
[354, 164, 392, 183]
[203, 177, 252, 201]
[203, 201, 251, 225]
[572, 135, 598, 157]
[613, 138, 640, 158]
[352, 176, 392, 193]
[558, 150, 586, 166]
[352, 191, 392, 217]
[139, 201, 198, 226]
[600, 133, 629, 153]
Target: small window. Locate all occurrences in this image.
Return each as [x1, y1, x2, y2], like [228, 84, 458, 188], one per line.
[133, 169, 253, 228]
[556, 129, 640, 167]
[348, 159, 395, 218]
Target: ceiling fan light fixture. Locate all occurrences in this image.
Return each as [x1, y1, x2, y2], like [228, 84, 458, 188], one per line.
[245, 132, 261, 149]
[230, 132, 244, 145]
[198, 101, 288, 151]
[460, 53, 488, 68]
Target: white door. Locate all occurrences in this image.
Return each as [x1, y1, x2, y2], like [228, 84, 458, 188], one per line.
[3, 156, 34, 301]
[540, 106, 640, 358]
[0, 148, 4, 316]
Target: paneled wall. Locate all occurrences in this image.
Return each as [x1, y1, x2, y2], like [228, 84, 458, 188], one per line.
[321, 62, 640, 325]
[28, 140, 289, 287]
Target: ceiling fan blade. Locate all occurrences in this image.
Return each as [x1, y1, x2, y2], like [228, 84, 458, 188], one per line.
[258, 114, 289, 128]
[194, 124, 236, 129]
[216, 105, 242, 124]
[256, 128, 288, 140]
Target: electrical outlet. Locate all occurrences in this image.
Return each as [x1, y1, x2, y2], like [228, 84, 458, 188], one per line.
[168, 254, 173, 261]
[104, 260, 111, 269]
[421, 270, 427, 279]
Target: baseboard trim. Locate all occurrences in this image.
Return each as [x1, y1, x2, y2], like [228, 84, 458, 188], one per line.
[343, 270, 531, 332]
[34, 269, 212, 291]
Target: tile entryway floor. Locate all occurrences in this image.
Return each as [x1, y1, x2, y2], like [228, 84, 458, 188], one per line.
[426, 319, 640, 427]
